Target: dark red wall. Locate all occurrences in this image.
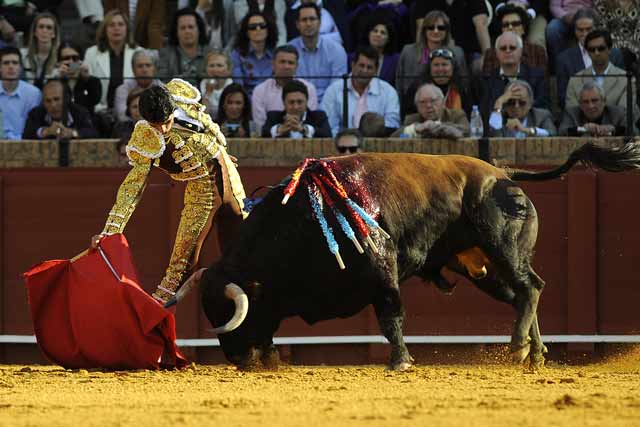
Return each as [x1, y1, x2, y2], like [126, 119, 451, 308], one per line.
[2, 166, 639, 364]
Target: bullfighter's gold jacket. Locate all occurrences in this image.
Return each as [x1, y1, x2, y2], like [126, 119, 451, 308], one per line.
[101, 79, 246, 303]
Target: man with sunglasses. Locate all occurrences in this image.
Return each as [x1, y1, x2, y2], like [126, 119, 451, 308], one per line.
[482, 31, 549, 118]
[391, 83, 469, 139]
[0, 46, 41, 139]
[565, 29, 637, 116]
[334, 128, 363, 155]
[90, 80, 247, 306]
[489, 79, 556, 137]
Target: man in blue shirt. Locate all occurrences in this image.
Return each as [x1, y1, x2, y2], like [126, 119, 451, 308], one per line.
[0, 46, 41, 140]
[321, 45, 400, 137]
[289, 3, 347, 103]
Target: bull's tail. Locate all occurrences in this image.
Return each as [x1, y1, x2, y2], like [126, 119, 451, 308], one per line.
[508, 142, 640, 181]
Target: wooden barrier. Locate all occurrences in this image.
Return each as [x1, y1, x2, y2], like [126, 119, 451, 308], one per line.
[1, 138, 639, 365]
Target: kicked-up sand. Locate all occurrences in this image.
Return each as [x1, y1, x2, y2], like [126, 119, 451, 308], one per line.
[0, 350, 639, 427]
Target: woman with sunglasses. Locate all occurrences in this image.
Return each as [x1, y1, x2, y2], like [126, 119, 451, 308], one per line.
[402, 47, 477, 118]
[231, 11, 278, 96]
[483, 4, 547, 74]
[51, 41, 102, 116]
[396, 10, 468, 104]
[20, 12, 60, 89]
[488, 79, 556, 137]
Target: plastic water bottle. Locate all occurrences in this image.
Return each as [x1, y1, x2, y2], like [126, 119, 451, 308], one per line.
[470, 105, 484, 139]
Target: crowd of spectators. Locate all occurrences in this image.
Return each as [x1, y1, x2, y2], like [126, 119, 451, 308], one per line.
[0, 0, 639, 144]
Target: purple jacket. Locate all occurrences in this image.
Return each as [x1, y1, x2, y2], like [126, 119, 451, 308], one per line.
[550, 0, 593, 18]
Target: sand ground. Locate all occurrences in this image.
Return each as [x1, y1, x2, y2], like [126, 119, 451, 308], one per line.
[1, 352, 639, 427]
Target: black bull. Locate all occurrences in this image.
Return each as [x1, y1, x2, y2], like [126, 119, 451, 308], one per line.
[180, 143, 640, 370]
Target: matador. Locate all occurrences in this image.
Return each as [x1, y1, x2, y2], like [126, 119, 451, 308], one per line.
[91, 79, 247, 305]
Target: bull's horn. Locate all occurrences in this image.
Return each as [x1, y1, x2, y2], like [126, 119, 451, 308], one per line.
[210, 283, 249, 334]
[163, 268, 206, 309]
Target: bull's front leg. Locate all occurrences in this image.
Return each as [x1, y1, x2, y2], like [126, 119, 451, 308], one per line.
[511, 286, 541, 366]
[373, 288, 414, 371]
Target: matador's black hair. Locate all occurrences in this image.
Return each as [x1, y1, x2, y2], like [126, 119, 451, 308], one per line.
[139, 86, 175, 124]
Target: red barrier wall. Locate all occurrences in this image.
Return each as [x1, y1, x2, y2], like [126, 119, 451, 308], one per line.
[2, 166, 640, 364]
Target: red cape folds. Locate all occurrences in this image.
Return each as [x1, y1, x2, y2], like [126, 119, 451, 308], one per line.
[22, 234, 188, 370]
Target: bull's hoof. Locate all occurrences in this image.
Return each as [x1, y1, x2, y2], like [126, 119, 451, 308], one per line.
[389, 361, 413, 371]
[261, 347, 280, 370]
[510, 337, 532, 364]
[528, 351, 546, 372]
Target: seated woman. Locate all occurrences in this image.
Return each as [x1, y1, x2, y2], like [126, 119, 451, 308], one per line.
[51, 41, 102, 116]
[396, 10, 468, 103]
[230, 11, 277, 96]
[402, 47, 476, 118]
[21, 12, 61, 89]
[111, 87, 143, 140]
[482, 3, 547, 73]
[83, 9, 141, 113]
[489, 79, 556, 137]
[356, 14, 400, 86]
[216, 83, 255, 138]
[200, 49, 234, 118]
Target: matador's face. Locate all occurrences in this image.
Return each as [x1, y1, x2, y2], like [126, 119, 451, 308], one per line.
[150, 114, 174, 135]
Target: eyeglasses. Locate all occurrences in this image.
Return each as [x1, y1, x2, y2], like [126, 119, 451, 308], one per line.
[505, 99, 528, 107]
[498, 44, 518, 52]
[429, 48, 454, 60]
[61, 55, 80, 61]
[586, 45, 608, 53]
[426, 24, 448, 32]
[248, 22, 268, 31]
[501, 20, 522, 29]
[337, 146, 359, 153]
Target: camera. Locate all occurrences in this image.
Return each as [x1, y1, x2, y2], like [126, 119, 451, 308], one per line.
[68, 62, 81, 73]
[224, 123, 240, 137]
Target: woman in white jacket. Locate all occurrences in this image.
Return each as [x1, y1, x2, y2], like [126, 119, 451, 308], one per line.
[83, 9, 141, 113]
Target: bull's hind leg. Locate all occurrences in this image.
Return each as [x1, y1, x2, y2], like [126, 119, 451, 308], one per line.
[373, 287, 414, 371]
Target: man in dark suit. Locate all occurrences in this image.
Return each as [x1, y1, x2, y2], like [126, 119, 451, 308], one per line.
[555, 8, 624, 108]
[22, 79, 98, 139]
[559, 81, 633, 136]
[482, 31, 549, 117]
[262, 79, 332, 138]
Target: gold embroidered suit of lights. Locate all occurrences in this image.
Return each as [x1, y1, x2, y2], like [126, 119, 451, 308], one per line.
[100, 80, 247, 304]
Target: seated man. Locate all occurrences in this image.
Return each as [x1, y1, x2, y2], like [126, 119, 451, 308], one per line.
[0, 46, 41, 139]
[489, 79, 556, 137]
[334, 128, 363, 155]
[391, 83, 469, 139]
[565, 29, 636, 114]
[358, 112, 388, 138]
[321, 45, 400, 136]
[23, 79, 97, 139]
[559, 81, 632, 137]
[262, 79, 331, 138]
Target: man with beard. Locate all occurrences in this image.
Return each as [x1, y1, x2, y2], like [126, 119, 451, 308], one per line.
[321, 45, 399, 137]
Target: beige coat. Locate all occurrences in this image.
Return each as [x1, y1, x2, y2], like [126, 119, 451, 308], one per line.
[392, 108, 470, 138]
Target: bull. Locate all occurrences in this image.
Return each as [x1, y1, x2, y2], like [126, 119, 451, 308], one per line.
[169, 143, 640, 370]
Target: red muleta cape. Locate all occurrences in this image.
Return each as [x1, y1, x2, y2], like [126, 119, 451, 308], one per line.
[22, 234, 188, 370]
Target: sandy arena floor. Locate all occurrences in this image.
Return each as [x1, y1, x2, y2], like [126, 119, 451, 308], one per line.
[1, 352, 639, 427]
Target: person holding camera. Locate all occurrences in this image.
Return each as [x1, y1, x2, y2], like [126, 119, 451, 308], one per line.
[216, 83, 255, 138]
[51, 41, 102, 116]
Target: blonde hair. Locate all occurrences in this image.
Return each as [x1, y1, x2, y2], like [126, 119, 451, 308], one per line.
[416, 10, 452, 56]
[205, 49, 232, 72]
[96, 9, 137, 52]
[25, 12, 61, 77]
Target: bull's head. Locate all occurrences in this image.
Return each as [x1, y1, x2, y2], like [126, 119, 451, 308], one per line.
[198, 267, 277, 369]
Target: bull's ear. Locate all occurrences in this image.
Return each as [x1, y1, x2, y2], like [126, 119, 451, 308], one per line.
[246, 281, 262, 300]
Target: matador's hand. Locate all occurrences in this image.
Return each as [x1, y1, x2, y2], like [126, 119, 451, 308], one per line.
[90, 234, 104, 250]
